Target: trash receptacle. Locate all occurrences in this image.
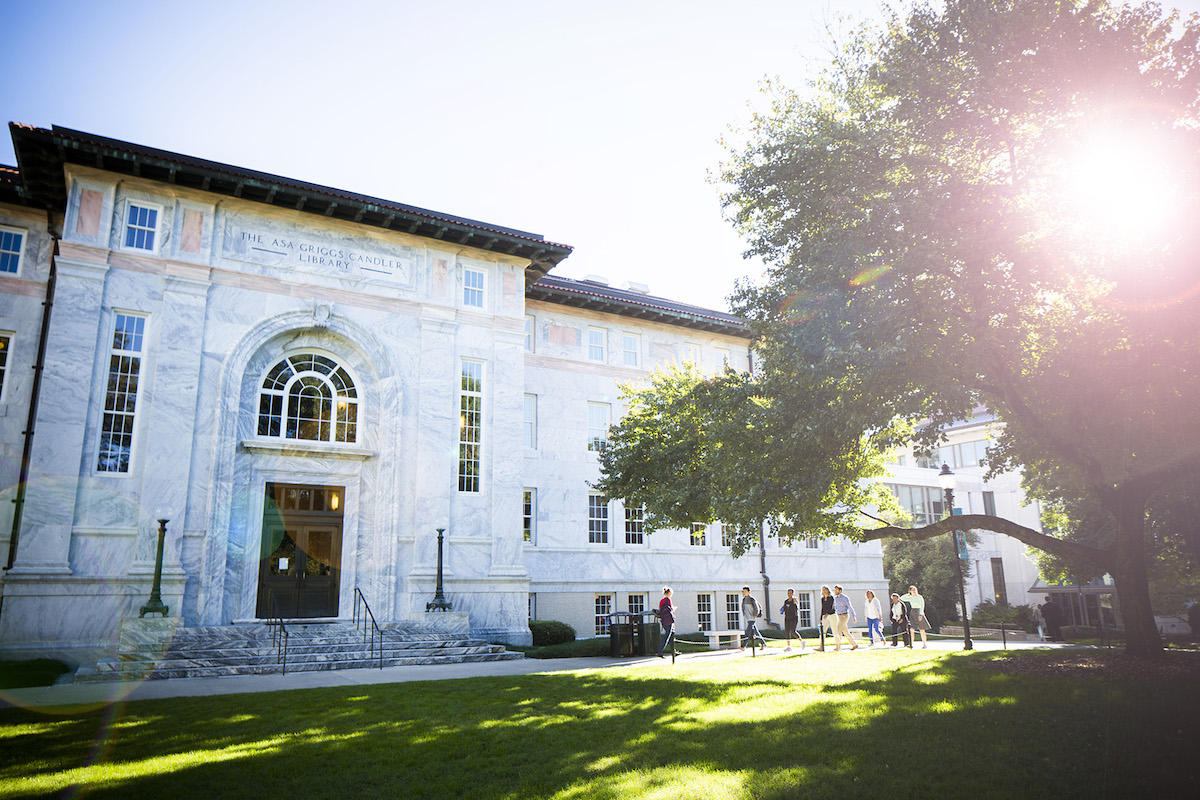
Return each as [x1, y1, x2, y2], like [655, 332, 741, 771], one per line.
[636, 613, 661, 655]
[608, 613, 634, 657]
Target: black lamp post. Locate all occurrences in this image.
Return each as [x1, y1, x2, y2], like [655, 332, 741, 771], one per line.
[139, 516, 169, 618]
[427, 528, 452, 612]
[937, 464, 973, 650]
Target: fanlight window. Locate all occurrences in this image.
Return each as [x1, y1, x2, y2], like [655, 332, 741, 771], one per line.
[257, 353, 358, 443]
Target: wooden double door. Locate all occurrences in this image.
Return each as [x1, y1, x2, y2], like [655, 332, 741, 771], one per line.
[256, 483, 344, 619]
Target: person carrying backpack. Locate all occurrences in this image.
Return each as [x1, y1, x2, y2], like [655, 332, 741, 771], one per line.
[740, 586, 767, 650]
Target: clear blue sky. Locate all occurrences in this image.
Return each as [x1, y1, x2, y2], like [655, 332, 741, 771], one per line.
[3, 0, 1197, 311]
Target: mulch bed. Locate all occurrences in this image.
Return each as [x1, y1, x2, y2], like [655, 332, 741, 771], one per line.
[975, 650, 1200, 681]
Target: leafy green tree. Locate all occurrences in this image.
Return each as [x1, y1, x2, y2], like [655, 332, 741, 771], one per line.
[883, 536, 975, 628]
[602, 0, 1200, 656]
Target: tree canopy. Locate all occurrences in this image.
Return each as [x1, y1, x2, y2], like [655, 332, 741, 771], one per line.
[599, 0, 1200, 656]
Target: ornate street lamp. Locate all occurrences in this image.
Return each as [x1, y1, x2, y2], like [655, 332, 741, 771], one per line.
[427, 528, 452, 612]
[139, 514, 170, 618]
[937, 464, 973, 650]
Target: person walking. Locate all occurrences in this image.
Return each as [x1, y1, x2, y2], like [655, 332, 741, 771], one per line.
[780, 588, 803, 651]
[864, 590, 884, 646]
[904, 585, 930, 648]
[1041, 595, 1064, 642]
[890, 592, 912, 648]
[656, 587, 680, 658]
[740, 586, 766, 650]
[831, 585, 858, 651]
[818, 585, 836, 651]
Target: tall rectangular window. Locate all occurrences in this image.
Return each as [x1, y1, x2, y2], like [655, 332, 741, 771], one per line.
[458, 361, 483, 492]
[463, 268, 485, 308]
[588, 327, 605, 362]
[887, 484, 945, 526]
[690, 523, 707, 546]
[991, 558, 1008, 606]
[523, 489, 536, 543]
[588, 494, 608, 543]
[797, 592, 813, 628]
[523, 394, 537, 449]
[625, 504, 645, 544]
[0, 333, 9, 400]
[0, 227, 25, 274]
[805, 536, 820, 549]
[697, 593, 713, 632]
[683, 343, 699, 363]
[528, 593, 536, 620]
[97, 313, 146, 473]
[587, 402, 610, 451]
[524, 315, 535, 351]
[595, 594, 613, 636]
[622, 333, 640, 367]
[725, 593, 741, 630]
[715, 348, 731, 368]
[983, 490, 996, 516]
[123, 203, 159, 252]
[628, 593, 646, 615]
[721, 523, 733, 548]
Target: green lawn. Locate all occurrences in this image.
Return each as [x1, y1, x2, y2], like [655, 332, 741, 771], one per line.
[1, 650, 1196, 799]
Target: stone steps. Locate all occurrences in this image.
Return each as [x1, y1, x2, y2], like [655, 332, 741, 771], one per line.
[74, 622, 522, 682]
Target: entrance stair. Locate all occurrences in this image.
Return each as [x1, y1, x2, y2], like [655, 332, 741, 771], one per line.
[73, 621, 522, 682]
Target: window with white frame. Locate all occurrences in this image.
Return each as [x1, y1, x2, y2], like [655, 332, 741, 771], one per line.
[523, 394, 537, 449]
[458, 361, 483, 492]
[588, 494, 609, 543]
[97, 313, 146, 473]
[983, 490, 996, 516]
[587, 402, 610, 451]
[123, 202, 159, 252]
[805, 536, 820, 549]
[523, 489, 536, 543]
[528, 593, 536, 620]
[463, 268, 485, 308]
[524, 315, 535, 351]
[622, 333, 640, 367]
[697, 593, 713, 632]
[257, 353, 359, 443]
[0, 227, 25, 274]
[690, 523, 707, 546]
[721, 523, 734, 548]
[0, 333, 10, 400]
[588, 327, 606, 362]
[887, 484, 946, 526]
[916, 440, 989, 470]
[715, 348, 731, 368]
[797, 591, 813, 628]
[628, 593, 646, 615]
[625, 504, 645, 544]
[726, 593, 741, 630]
[683, 343, 700, 363]
[595, 594, 613, 636]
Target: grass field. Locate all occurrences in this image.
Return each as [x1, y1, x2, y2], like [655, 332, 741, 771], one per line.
[1, 649, 1197, 799]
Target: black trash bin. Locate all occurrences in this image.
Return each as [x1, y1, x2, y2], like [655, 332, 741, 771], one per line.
[635, 612, 661, 655]
[608, 612, 634, 657]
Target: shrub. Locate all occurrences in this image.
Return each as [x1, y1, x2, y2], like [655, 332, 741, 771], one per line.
[971, 601, 1038, 634]
[529, 620, 575, 647]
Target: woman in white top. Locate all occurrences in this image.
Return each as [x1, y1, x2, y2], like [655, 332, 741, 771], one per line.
[864, 590, 884, 646]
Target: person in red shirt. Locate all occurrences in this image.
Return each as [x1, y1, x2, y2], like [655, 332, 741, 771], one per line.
[657, 587, 680, 658]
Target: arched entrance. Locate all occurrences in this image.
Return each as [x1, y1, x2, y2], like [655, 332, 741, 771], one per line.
[256, 482, 345, 619]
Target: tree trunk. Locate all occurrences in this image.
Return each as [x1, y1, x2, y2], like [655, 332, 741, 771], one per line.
[1110, 499, 1163, 657]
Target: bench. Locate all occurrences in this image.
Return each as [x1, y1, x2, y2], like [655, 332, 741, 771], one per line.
[706, 630, 743, 649]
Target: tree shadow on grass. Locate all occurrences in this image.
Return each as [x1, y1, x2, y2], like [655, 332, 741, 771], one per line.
[1, 653, 1197, 799]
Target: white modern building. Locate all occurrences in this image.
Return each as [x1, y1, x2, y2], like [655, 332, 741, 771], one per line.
[0, 125, 1047, 668]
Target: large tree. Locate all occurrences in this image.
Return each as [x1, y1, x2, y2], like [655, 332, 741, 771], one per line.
[599, 0, 1200, 656]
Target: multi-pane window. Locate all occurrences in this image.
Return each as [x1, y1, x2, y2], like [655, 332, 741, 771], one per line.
[697, 593, 713, 632]
[797, 592, 813, 628]
[595, 594, 613, 636]
[123, 203, 159, 251]
[983, 491, 996, 516]
[622, 333, 640, 367]
[721, 523, 734, 548]
[588, 328, 605, 361]
[915, 440, 989, 470]
[625, 505, 645, 544]
[0, 333, 9, 400]
[463, 268, 485, 308]
[458, 361, 483, 492]
[524, 315, 535, 351]
[588, 494, 609, 543]
[97, 313, 146, 473]
[523, 489, 536, 543]
[991, 558, 1008, 605]
[725, 593, 741, 631]
[587, 402, 610, 451]
[690, 523, 707, 546]
[715, 348, 731, 368]
[523, 394, 537, 448]
[257, 353, 358, 443]
[683, 343, 699, 363]
[887, 484, 947, 526]
[0, 227, 25, 273]
[805, 536, 820, 549]
[628, 593, 646, 615]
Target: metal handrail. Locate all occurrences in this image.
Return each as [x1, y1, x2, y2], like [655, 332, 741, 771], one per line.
[266, 587, 289, 675]
[353, 588, 383, 669]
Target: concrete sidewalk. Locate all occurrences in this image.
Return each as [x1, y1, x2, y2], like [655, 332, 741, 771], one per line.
[1, 636, 1070, 710]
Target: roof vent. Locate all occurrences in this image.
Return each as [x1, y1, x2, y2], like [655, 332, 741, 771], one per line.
[582, 274, 610, 286]
[623, 281, 650, 294]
